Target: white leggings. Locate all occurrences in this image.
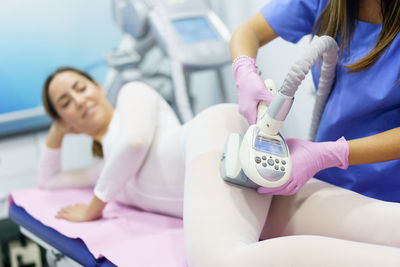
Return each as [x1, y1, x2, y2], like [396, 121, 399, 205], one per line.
[183, 104, 400, 267]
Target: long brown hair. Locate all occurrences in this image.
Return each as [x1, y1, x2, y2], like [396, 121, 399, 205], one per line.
[312, 0, 400, 72]
[42, 67, 104, 158]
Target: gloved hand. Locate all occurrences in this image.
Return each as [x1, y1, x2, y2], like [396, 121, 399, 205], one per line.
[233, 56, 274, 125]
[258, 136, 349, 195]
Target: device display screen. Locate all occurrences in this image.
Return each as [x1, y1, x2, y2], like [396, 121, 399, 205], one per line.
[254, 136, 283, 156]
[172, 17, 218, 44]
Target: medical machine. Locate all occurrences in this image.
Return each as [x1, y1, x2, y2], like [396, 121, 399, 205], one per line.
[150, 0, 231, 121]
[107, 0, 231, 122]
[149, 0, 231, 69]
[221, 35, 339, 189]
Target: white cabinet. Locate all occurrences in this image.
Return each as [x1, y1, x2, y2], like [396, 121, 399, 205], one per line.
[0, 134, 38, 180]
[0, 134, 39, 197]
[0, 134, 39, 219]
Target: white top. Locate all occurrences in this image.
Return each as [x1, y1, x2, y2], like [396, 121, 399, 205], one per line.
[38, 82, 185, 217]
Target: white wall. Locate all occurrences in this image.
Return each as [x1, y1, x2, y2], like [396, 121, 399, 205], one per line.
[193, 0, 317, 140]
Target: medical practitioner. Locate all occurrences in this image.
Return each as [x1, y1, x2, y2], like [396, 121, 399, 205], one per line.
[178, 0, 400, 265]
[232, 0, 400, 198]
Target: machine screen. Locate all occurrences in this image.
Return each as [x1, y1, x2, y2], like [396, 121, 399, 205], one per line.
[254, 136, 283, 156]
[172, 17, 218, 44]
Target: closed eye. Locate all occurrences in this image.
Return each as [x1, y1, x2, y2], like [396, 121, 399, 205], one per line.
[62, 99, 71, 108]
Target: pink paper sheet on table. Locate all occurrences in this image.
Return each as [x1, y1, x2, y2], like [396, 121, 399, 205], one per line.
[10, 188, 186, 267]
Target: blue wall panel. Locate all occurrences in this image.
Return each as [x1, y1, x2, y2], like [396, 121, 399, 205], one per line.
[0, 0, 122, 133]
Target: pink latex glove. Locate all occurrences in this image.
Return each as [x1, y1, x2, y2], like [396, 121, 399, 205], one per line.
[258, 137, 349, 195]
[233, 56, 274, 125]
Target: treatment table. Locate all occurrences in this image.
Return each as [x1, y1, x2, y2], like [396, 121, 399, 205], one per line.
[8, 188, 186, 267]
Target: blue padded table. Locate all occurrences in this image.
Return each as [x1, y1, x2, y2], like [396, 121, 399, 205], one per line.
[9, 203, 117, 267]
[8, 187, 186, 267]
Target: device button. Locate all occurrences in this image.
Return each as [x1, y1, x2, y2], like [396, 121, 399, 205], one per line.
[267, 159, 274, 166]
[282, 160, 286, 165]
[280, 166, 285, 171]
[275, 159, 279, 164]
[256, 166, 285, 181]
[262, 162, 267, 167]
[262, 156, 267, 160]
[255, 157, 261, 164]
[274, 165, 279, 170]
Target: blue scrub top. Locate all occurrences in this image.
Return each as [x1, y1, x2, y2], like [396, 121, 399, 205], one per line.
[261, 0, 400, 202]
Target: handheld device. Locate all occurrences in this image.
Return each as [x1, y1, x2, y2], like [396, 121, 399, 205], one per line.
[239, 121, 291, 188]
[221, 79, 291, 188]
[221, 36, 339, 189]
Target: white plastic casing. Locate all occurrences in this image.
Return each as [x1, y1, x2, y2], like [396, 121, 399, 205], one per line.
[220, 133, 242, 179]
[239, 125, 291, 188]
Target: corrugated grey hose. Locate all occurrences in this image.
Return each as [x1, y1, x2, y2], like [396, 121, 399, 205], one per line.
[268, 35, 338, 139]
